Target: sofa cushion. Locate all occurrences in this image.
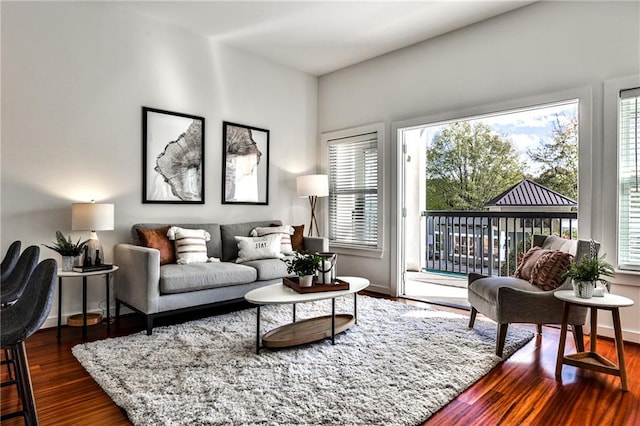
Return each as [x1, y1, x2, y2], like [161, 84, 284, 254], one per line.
[220, 220, 282, 262]
[251, 225, 295, 255]
[159, 262, 257, 294]
[242, 258, 295, 281]
[235, 235, 284, 263]
[136, 226, 175, 265]
[132, 223, 222, 259]
[168, 227, 217, 264]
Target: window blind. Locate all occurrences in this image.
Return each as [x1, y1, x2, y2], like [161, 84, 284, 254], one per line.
[328, 132, 379, 248]
[618, 87, 640, 270]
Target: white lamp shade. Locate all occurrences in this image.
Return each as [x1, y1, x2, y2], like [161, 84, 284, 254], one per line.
[296, 174, 329, 197]
[71, 203, 114, 231]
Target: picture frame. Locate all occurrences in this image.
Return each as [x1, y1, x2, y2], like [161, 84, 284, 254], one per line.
[222, 121, 269, 205]
[142, 107, 205, 204]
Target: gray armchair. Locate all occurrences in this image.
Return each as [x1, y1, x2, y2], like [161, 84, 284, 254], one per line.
[468, 235, 595, 356]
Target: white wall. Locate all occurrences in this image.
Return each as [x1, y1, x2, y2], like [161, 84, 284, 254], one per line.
[318, 1, 640, 342]
[1, 2, 318, 327]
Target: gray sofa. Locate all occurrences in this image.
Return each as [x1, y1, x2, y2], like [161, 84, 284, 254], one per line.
[114, 220, 327, 334]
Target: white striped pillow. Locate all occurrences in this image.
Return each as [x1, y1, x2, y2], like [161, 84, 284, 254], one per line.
[167, 227, 216, 264]
[250, 225, 295, 255]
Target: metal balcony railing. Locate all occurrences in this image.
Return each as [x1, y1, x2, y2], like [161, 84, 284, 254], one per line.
[422, 210, 578, 276]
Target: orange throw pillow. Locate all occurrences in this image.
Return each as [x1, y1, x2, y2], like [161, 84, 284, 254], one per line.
[136, 226, 176, 265]
[291, 225, 305, 252]
[274, 223, 305, 252]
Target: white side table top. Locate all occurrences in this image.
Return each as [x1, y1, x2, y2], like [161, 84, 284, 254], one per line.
[245, 276, 369, 305]
[554, 290, 634, 308]
[57, 265, 119, 278]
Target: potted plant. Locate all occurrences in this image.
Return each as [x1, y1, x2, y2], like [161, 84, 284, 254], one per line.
[562, 250, 615, 299]
[43, 231, 87, 271]
[282, 251, 322, 287]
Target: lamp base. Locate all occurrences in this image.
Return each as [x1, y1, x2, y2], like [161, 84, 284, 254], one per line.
[83, 231, 104, 266]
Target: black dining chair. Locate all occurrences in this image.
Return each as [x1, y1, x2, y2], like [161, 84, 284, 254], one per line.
[1, 245, 40, 381]
[1, 240, 22, 282]
[1, 245, 40, 306]
[1, 258, 57, 426]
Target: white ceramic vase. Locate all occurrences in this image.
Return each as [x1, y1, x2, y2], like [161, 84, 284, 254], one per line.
[61, 256, 74, 272]
[572, 280, 595, 299]
[299, 274, 314, 287]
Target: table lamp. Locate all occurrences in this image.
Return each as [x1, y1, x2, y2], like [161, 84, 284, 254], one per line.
[72, 201, 114, 266]
[296, 174, 328, 237]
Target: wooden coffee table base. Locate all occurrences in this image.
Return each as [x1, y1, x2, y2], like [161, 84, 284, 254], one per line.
[262, 314, 355, 349]
[244, 277, 370, 355]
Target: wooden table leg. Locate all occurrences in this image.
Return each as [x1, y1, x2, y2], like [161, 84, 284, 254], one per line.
[590, 307, 598, 353]
[555, 302, 571, 377]
[612, 307, 629, 391]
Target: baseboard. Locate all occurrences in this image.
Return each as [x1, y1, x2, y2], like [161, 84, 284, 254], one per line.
[597, 324, 640, 344]
[40, 306, 131, 330]
[364, 283, 390, 295]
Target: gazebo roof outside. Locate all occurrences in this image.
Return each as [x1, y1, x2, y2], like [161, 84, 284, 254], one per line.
[484, 179, 577, 207]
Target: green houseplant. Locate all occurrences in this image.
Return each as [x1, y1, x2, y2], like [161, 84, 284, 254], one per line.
[562, 249, 615, 299]
[282, 251, 322, 287]
[43, 231, 87, 271]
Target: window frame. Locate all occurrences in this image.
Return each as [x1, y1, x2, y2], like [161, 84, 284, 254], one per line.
[321, 123, 385, 258]
[604, 74, 640, 275]
[392, 87, 593, 293]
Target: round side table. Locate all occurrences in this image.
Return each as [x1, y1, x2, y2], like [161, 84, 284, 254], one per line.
[554, 290, 634, 391]
[57, 266, 119, 339]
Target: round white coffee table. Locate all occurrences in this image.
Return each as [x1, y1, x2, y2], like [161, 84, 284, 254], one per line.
[245, 276, 369, 354]
[554, 290, 634, 391]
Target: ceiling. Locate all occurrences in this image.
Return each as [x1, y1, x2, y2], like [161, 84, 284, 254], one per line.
[118, 1, 535, 76]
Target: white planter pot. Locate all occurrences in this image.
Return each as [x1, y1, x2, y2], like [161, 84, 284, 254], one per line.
[299, 275, 314, 287]
[573, 280, 595, 299]
[61, 256, 74, 272]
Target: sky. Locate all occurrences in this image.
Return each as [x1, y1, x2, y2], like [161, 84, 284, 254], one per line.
[408, 100, 579, 175]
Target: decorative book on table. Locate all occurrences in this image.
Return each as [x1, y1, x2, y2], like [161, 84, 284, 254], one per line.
[72, 264, 113, 273]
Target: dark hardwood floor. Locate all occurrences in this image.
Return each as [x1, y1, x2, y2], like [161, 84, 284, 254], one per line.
[1, 294, 638, 425]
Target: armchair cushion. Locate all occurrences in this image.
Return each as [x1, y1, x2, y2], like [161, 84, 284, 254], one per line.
[515, 246, 546, 280]
[515, 246, 573, 290]
[530, 250, 573, 290]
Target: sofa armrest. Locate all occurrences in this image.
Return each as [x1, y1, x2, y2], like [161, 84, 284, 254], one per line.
[114, 243, 160, 315]
[303, 236, 329, 253]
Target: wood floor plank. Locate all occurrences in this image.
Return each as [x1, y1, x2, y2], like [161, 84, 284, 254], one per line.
[1, 294, 638, 425]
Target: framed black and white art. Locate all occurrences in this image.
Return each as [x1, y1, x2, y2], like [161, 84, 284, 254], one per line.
[222, 121, 269, 205]
[142, 107, 205, 204]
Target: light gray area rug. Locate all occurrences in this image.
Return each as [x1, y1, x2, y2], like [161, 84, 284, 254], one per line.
[72, 296, 533, 425]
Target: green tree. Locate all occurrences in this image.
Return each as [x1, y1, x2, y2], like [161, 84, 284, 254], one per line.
[528, 115, 578, 201]
[426, 122, 525, 210]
